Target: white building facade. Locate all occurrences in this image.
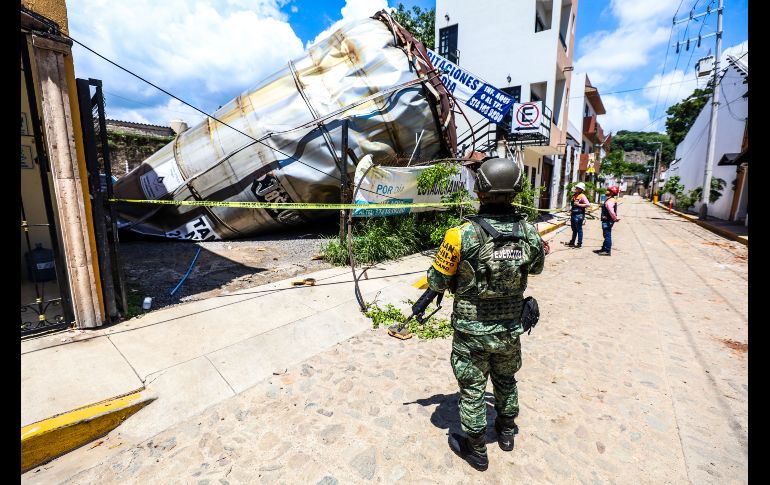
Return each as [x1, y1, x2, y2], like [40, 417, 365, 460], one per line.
[567, 73, 607, 186]
[436, 0, 578, 209]
[665, 55, 748, 222]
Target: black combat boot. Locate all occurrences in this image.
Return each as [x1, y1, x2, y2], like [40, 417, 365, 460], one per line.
[494, 416, 518, 451]
[449, 432, 488, 471]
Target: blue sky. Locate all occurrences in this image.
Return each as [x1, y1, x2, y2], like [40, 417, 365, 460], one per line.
[68, 0, 747, 135]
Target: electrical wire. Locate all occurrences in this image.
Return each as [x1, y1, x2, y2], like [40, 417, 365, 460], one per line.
[720, 82, 747, 122]
[670, 93, 745, 163]
[652, 0, 687, 121]
[65, 32, 443, 204]
[660, 0, 699, 116]
[684, 1, 712, 77]
[567, 77, 704, 100]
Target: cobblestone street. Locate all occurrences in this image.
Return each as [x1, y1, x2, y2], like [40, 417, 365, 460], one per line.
[27, 198, 748, 484]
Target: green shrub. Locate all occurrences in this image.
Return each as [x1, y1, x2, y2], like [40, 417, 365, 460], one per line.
[416, 162, 460, 193]
[363, 300, 452, 339]
[513, 177, 539, 222]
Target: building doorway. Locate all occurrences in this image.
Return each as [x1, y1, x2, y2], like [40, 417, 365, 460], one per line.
[21, 36, 74, 336]
[539, 158, 553, 209]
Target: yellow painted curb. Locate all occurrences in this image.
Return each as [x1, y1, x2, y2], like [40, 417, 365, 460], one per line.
[652, 201, 747, 246]
[21, 389, 155, 473]
[412, 275, 429, 289]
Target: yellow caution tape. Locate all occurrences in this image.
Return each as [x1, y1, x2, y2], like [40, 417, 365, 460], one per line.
[108, 198, 473, 210]
[108, 198, 565, 213]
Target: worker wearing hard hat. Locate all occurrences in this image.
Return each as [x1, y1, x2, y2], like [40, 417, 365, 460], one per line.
[567, 182, 591, 248]
[594, 186, 621, 256]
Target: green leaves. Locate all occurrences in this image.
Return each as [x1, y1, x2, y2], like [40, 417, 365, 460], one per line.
[391, 3, 436, 50]
[322, 161, 474, 266]
[363, 301, 452, 339]
[512, 177, 539, 222]
[662, 175, 684, 197]
[665, 88, 713, 146]
[609, 131, 675, 167]
[416, 162, 460, 194]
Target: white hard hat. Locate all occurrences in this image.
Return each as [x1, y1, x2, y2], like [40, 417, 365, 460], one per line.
[575, 182, 586, 191]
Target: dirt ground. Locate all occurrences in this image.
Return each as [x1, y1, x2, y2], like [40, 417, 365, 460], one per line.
[117, 220, 338, 314]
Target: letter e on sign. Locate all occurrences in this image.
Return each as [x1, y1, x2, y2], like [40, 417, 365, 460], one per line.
[513, 102, 542, 130]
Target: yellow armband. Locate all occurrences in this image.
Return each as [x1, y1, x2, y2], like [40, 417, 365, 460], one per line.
[432, 226, 462, 275]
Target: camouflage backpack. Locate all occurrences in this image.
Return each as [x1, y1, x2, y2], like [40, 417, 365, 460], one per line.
[451, 214, 532, 322]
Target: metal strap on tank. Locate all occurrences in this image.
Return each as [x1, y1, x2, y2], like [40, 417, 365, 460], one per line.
[288, 60, 344, 173]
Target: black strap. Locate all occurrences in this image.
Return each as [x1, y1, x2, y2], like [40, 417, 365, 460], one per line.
[465, 215, 521, 242]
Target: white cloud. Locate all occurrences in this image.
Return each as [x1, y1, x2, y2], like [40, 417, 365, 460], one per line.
[643, 69, 701, 106]
[600, 95, 654, 134]
[575, 24, 670, 88]
[69, 0, 304, 125]
[573, 0, 698, 89]
[291, 5, 299, 13]
[306, 0, 388, 48]
[609, 0, 677, 26]
[107, 98, 206, 127]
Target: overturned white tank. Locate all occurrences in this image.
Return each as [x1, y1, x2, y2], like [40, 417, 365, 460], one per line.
[113, 11, 455, 240]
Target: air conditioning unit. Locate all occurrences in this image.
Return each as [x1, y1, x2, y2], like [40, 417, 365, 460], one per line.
[696, 55, 715, 77]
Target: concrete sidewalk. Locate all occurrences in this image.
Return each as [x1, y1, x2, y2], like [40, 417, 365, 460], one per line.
[654, 200, 748, 245]
[21, 212, 574, 472]
[22, 255, 436, 429]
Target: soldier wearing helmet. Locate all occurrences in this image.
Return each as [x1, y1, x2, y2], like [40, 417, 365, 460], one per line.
[594, 185, 621, 256]
[426, 157, 549, 471]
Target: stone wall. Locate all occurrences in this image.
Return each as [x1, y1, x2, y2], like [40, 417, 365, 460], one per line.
[106, 120, 174, 177]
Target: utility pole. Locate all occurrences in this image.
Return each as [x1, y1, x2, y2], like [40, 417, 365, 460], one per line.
[650, 141, 663, 199]
[699, 0, 723, 219]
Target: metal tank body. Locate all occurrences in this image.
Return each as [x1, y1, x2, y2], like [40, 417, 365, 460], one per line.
[113, 12, 455, 240]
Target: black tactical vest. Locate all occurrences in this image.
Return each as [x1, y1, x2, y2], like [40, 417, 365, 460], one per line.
[601, 198, 618, 221]
[571, 193, 586, 215]
[451, 215, 529, 323]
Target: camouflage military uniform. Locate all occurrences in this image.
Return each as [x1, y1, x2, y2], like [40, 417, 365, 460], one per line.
[428, 211, 545, 436]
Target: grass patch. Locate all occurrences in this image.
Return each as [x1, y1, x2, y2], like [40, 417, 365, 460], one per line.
[363, 300, 453, 339]
[123, 292, 144, 319]
[322, 210, 467, 266]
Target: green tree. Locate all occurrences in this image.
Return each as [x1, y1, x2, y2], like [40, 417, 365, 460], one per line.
[391, 3, 435, 49]
[665, 88, 713, 146]
[610, 131, 675, 164]
[690, 177, 727, 203]
[598, 149, 651, 185]
[598, 149, 626, 177]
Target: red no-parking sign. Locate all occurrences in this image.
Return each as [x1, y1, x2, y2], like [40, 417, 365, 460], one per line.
[512, 102, 542, 131]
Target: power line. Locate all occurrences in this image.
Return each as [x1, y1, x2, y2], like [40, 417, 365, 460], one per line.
[103, 90, 204, 116]
[652, 0, 686, 121]
[64, 32, 432, 204]
[660, 0, 699, 115]
[667, 93, 745, 163]
[568, 77, 700, 100]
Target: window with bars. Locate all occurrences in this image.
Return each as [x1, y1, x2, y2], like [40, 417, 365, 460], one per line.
[439, 25, 459, 64]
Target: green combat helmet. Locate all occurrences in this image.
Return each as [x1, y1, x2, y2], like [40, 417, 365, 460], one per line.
[474, 157, 524, 194]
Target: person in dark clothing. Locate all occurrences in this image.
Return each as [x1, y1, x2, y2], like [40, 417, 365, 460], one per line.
[594, 186, 620, 256]
[567, 182, 591, 248]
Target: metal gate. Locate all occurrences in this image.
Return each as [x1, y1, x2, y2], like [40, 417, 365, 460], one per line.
[20, 34, 75, 336]
[76, 78, 128, 322]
